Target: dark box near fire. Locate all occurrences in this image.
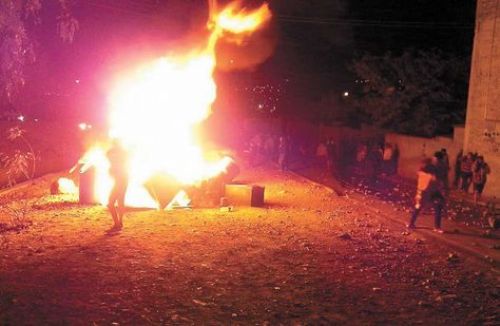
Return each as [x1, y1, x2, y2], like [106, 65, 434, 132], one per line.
[76, 161, 264, 208]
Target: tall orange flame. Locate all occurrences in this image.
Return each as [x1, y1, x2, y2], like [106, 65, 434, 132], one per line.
[62, 1, 272, 208]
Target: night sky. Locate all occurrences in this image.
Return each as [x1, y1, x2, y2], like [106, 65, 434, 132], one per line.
[348, 0, 475, 54]
[24, 0, 477, 121]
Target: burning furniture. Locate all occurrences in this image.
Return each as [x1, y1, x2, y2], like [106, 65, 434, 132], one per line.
[57, 1, 272, 209]
[73, 157, 246, 209]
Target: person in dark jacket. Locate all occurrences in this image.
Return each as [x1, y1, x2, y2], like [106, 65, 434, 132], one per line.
[460, 152, 474, 193]
[453, 150, 463, 189]
[440, 148, 450, 191]
[407, 157, 445, 233]
[472, 156, 490, 204]
[434, 151, 449, 194]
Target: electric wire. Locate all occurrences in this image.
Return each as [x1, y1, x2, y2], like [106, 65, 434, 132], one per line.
[81, 2, 474, 32]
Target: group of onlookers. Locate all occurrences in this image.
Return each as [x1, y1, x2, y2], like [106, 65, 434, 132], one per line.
[247, 133, 293, 171]
[247, 133, 491, 206]
[453, 150, 491, 203]
[246, 132, 493, 234]
[314, 139, 400, 179]
[408, 148, 491, 233]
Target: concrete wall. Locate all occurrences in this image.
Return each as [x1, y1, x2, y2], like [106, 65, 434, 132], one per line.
[320, 124, 385, 144]
[385, 127, 464, 181]
[242, 117, 482, 192]
[464, 0, 500, 198]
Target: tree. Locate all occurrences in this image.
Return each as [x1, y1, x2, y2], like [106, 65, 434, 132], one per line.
[349, 49, 469, 137]
[0, 126, 37, 186]
[262, 0, 354, 114]
[0, 0, 78, 102]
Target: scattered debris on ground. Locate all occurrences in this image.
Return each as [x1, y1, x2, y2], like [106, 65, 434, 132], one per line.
[0, 167, 498, 324]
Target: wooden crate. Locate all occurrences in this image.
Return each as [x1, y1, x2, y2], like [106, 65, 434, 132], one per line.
[224, 184, 265, 207]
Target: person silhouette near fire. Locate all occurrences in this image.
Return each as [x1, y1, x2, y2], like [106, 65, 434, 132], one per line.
[107, 139, 129, 231]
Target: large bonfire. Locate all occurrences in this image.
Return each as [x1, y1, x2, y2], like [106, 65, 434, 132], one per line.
[59, 1, 272, 208]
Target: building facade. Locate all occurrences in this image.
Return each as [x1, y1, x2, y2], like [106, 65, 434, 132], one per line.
[465, 0, 500, 198]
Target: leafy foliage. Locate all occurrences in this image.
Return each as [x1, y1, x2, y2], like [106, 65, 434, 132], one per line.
[0, 0, 77, 100]
[0, 126, 37, 186]
[0, 149, 33, 186]
[6, 125, 25, 140]
[349, 49, 469, 137]
[1, 199, 33, 229]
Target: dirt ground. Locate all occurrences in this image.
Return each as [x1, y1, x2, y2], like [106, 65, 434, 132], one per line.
[0, 166, 499, 325]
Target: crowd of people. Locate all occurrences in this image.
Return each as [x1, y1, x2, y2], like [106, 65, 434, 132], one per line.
[453, 150, 491, 203]
[245, 133, 401, 180]
[407, 149, 491, 232]
[228, 132, 498, 235]
[246, 133, 292, 171]
[315, 140, 492, 206]
[245, 132, 492, 208]
[312, 139, 399, 181]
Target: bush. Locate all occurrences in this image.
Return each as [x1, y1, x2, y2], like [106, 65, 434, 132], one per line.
[0, 126, 37, 186]
[0, 199, 33, 231]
